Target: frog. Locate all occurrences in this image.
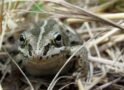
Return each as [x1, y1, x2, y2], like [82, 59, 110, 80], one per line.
[18, 18, 88, 77]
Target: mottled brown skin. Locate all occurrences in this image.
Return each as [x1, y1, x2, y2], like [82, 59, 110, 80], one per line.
[18, 19, 88, 76]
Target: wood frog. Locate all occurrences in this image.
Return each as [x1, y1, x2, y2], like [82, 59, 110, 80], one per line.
[18, 19, 88, 76]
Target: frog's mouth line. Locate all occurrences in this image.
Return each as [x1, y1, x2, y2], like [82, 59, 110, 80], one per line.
[27, 49, 70, 63]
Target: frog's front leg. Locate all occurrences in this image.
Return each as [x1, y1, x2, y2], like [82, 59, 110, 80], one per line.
[70, 46, 89, 78]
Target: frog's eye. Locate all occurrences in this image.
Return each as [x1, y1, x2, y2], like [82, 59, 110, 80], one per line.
[53, 32, 62, 47]
[55, 34, 61, 41]
[19, 34, 26, 47]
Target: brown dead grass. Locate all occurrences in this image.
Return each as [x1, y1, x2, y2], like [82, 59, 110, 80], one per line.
[0, 0, 124, 90]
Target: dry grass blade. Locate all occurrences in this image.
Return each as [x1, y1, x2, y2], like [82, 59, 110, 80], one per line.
[59, 82, 75, 90]
[66, 13, 124, 23]
[87, 22, 124, 49]
[0, 0, 4, 34]
[90, 0, 118, 12]
[45, 0, 124, 30]
[88, 55, 124, 67]
[0, 84, 3, 90]
[99, 13, 124, 20]
[87, 74, 106, 90]
[0, 59, 10, 84]
[77, 79, 85, 90]
[52, 76, 73, 90]
[96, 78, 121, 90]
[0, 0, 4, 50]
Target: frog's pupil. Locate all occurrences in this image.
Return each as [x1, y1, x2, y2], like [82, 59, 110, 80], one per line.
[55, 34, 61, 41]
[20, 35, 25, 42]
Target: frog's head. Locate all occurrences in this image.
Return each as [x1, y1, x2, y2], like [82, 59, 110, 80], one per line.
[18, 19, 69, 58]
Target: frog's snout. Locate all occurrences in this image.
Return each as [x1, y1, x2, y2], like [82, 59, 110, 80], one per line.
[27, 54, 43, 62]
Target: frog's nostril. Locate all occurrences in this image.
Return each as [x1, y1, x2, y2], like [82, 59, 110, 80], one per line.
[40, 56, 42, 59]
[29, 50, 32, 56]
[28, 44, 32, 56]
[43, 44, 50, 56]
